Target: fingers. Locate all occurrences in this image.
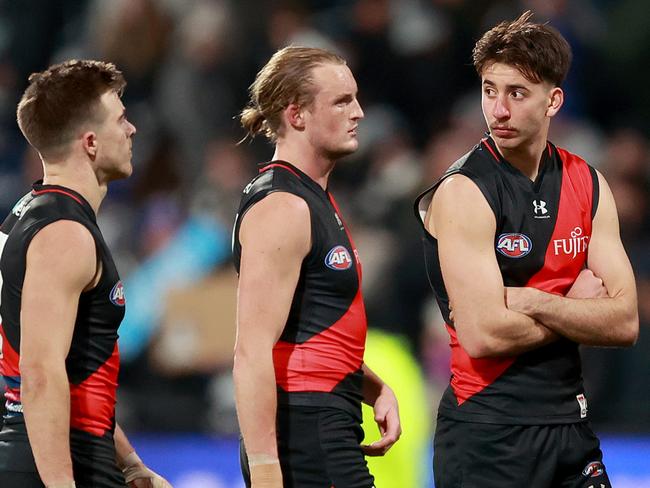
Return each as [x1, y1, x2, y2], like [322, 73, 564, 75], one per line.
[361, 437, 392, 456]
[127, 479, 151, 488]
[127, 474, 172, 488]
[362, 409, 401, 457]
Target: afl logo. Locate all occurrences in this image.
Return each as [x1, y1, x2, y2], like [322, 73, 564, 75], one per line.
[109, 281, 126, 306]
[496, 233, 532, 258]
[325, 245, 353, 270]
[581, 461, 604, 478]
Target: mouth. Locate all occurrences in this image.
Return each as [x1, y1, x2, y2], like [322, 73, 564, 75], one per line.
[491, 127, 517, 138]
[348, 127, 358, 136]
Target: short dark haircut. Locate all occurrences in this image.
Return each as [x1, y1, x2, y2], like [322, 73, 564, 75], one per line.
[17, 59, 126, 157]
[472, 11, 572, 87]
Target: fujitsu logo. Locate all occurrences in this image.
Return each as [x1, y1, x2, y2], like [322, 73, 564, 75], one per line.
[553, 227, 589, 258]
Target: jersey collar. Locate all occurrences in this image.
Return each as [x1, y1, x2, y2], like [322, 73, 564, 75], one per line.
[31, 181, 97, 221]
[258, 160, 328, 195]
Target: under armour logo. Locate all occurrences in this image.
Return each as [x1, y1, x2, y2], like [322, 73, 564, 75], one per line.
[533, 200, 548, 215]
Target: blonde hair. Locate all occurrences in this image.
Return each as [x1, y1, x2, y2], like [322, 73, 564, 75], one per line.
[240, 46, 345, 142]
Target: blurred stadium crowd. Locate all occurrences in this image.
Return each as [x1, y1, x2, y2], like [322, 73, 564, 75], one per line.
[0, 0, 648, 436]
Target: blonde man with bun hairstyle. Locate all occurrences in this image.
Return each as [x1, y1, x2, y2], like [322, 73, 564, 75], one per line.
[233, 46, 401, 488]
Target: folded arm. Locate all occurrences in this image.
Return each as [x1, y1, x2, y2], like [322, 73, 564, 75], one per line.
[428, 175, 557, 359]
[506, 171, 638, 347]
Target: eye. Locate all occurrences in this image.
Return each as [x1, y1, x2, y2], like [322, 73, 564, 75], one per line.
[511, 90, 526, 99]
[483, 87, 496, 97]
[334, 95, 353, 107]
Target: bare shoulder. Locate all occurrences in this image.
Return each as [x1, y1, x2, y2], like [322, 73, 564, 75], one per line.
[26, 220, 96, 288]
[594, 168, 612, 195]
[592, 169, 618, 223]
[240, 191, 311, 256]
[427, 174, 494, 237]
[29, 220, 95, 255]
[246, 191, 309, 220]
[434, 174, 486, 207]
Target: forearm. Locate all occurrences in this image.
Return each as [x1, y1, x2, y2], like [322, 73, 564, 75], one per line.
[522, 289, 638, 346]
[21, 364, 74, 486]
[233, 351, 279, 459]
[114, 423, 136, 468]
[459, 309, 558, 358]
[361, 363, 389, 406]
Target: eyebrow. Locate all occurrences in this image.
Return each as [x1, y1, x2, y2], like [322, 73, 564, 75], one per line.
[482, 80, 530, 92]
[333, 93, 355, 104]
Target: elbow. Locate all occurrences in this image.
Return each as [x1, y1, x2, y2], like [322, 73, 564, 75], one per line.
[464, 345, 491, 360]
[232, 346, 248, 377]
[455, 321, 499, 359]
[233, 342, 272, 377]
[620, 312, 639, 347]
[463, 338, 503, 359]
[18, 363, 50, 400]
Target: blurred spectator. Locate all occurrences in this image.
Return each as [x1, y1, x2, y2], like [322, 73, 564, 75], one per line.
[0, 0, 648, 435]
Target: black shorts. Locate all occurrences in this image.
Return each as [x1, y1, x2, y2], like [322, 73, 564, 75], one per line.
[240, 405, 375, 488]
[0, 418, 126, 488]
[433, 415, 611, 488]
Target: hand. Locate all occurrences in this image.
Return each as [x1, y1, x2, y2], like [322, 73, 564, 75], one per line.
[566, 268, 608, 299]
[361, 386, 401, 456]
[122, 452, 173, 488]
[504, 286, 535, 315]
[250, 459, 283, 488]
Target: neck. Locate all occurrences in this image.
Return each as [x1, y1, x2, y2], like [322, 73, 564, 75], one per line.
[273, 140, 336, 190]
[494, 135, 548, 181]
[41, 155, 106, 214]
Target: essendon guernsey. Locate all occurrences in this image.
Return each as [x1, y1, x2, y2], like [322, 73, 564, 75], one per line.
[0, 183, 124, 445]
[233, 161, 367, 416]
[414, 137, 599, 424]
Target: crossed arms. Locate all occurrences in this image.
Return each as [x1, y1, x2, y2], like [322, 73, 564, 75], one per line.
[425, 171, 638, 359]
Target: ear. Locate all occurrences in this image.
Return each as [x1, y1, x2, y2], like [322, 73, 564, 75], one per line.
[284, 103, 305, 130]
[82, 131, 98, 160]
[546, 87, 564, 118]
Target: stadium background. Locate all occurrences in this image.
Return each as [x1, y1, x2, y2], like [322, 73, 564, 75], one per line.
[0, 0, 648, 486]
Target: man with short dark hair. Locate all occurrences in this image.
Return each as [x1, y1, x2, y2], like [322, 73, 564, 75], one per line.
[415, 12, 638, 488]
[0, 60, 171, 488]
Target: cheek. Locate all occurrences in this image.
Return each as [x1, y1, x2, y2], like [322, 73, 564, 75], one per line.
[481, 99, 494, 119]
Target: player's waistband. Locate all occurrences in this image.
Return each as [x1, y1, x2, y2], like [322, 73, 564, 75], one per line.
[277, 390, 363, 421]
[0, 415, 116, 441]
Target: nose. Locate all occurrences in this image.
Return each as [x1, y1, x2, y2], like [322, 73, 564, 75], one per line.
[351, 98, 364, 120]
[128, 121, 137, 136]
[493, 95, 510, 120]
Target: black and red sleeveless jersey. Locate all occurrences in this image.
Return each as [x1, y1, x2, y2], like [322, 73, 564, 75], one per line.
[0, 183, 124, 439]
[414, 136, 599, 425]
[233, 161, 367, 415]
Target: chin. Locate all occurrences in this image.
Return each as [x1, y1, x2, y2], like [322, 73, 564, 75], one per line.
[341, 140, 360, 155]
[108, 166, 133, 181]
[493, 135, 521, 150]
